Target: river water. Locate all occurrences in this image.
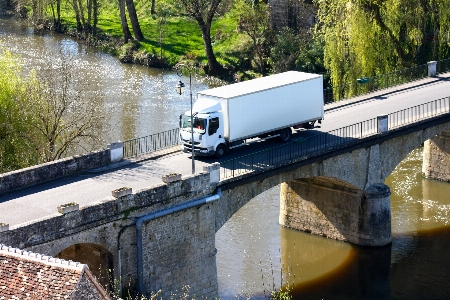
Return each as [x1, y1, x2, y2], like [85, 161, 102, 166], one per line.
[2, 16, 450, 300]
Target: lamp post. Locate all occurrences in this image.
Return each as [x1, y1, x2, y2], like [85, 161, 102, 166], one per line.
[176, 73, 195, 174]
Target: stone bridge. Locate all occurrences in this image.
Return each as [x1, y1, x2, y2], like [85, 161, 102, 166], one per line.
[1, 109, 449, 297]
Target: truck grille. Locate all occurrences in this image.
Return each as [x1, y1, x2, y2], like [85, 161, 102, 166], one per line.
[182, 139, 201, 146]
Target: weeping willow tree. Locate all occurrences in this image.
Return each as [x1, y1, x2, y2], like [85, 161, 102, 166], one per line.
[316, 0, 450, 98]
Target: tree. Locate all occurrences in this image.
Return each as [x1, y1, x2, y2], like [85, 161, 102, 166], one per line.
[269, 27, 300, 73]
[22, 53, 108, 162]
[118, 0, 133, 43]
[118, 0, 144, 42]
[317, 0, 450, 98]
[125, 0, 144, 41]
[237, 0, 272, 75]
[176, 0, 225, 76]
[0, 47, 38, 172]
[0, 47, 108, 172]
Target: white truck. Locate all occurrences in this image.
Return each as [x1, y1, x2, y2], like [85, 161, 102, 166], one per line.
[179, 71, 324, 158]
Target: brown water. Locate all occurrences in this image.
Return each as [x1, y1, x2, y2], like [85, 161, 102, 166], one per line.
[2, 16, 450, 300]
[216, 148, 450, 299]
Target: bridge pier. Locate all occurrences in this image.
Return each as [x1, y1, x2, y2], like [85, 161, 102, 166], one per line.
[423, 131, 450, 182]
[279, 177, 391, 246]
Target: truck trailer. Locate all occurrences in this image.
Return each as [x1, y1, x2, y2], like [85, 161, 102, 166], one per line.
[179, 71, 324, 158]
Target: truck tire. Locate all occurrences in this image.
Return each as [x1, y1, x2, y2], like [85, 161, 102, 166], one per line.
[215, 144, 227, 158]
[279, 128, 292, 142]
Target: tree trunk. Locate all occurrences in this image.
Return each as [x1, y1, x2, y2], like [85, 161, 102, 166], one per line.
[125, 0, 144, 41]
[56, 0, 61, 32]
[72, 0, 83, 32]
[197, 19, 223, 76]
[77, 0, 86, 25]
[93, 0, 98, 35]
[118, 0, 133, 42]
[151, 0, 156, 14]
[87, 0, 93, 34]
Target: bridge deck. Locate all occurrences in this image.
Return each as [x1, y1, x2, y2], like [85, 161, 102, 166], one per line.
[1, 72, 449, 228]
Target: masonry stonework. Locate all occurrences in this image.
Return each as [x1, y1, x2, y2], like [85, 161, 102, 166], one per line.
[0, 171, 218, 298]
[279, 177, 391, 246]
[423, 131, 450, 181]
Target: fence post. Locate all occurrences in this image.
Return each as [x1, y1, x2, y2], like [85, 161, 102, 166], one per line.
[203, 163, 220, 185]
[377, 115, 389, 133]
[428, 61, 437, 77]
[109, 141, 124, 162]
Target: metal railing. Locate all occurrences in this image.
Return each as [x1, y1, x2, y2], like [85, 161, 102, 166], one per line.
[323, 64, 429, 104]
[388, 97, 450, 129]
[220, 96, 450, 181]
[123, 128, 180, 158]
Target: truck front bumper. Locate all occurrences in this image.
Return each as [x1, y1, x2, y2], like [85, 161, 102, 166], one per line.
[183, 145, 215, 157]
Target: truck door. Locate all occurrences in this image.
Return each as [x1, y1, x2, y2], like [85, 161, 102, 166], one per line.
[207, 117, 222, 147]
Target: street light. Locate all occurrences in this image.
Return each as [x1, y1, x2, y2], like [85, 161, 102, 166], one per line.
[176, 73, 195, 174]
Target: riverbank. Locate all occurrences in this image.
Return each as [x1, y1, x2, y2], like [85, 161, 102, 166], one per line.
[4, 1, 248, 82]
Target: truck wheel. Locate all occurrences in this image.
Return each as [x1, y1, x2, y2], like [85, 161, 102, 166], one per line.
[279, 128, 292, 142]
[215, 144, 227, 158]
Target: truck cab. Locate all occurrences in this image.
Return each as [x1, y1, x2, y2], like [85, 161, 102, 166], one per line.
[179, 100, 226, 157]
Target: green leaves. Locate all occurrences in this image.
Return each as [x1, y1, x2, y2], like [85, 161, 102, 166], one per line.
[316, 0, 450, 99]
[0, 47, 108, 173]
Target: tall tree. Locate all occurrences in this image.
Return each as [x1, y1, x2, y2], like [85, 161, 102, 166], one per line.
[118, 0, 133, 42]
[317, 0, 450, 98]
[125, 0, 144, 41]
[176, 0, 225, 76]
[237, 0, 272, 75]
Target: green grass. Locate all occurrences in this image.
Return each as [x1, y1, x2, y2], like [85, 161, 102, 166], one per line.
[44, 0, 248, 71]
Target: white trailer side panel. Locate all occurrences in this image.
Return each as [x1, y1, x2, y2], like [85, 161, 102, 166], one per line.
[195, 71, 324, 142]
[226, 77, 323, 141]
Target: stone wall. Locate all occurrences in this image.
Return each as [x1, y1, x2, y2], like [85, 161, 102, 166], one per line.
[423, 130, 450, 181]
[0, 170, 218, 298]
[0, 149, 111, 194]
[279, 177, 391, 246]
[268, 0, 317, 31]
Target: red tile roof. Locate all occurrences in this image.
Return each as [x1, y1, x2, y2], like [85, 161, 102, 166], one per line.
[0, 244, 110, 299]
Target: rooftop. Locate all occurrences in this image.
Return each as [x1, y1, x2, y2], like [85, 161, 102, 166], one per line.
[0, 244, 110, 299]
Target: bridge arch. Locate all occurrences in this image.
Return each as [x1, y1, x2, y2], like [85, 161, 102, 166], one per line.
[56, 243, 114, 289]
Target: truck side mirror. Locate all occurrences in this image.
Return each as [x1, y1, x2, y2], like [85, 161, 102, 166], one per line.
[179, 114, 182, 128]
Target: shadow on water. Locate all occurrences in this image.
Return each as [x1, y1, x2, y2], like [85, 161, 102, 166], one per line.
[285, 226, 450, 300]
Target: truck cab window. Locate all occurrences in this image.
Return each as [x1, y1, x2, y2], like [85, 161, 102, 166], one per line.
[181, 115, 206, 134]
[209, 117, 219, 135]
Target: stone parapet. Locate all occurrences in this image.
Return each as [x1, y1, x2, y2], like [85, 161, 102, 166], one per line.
[423, 131, 450, 182]
[0, 149, 111, 195]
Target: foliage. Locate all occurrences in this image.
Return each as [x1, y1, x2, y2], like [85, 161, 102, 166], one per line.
[0, 47, 39, 172]
[316, 0, 450, 97]
[0, 47, 108, 172]
[269, 27, 301, 73]
[174, 0, 227, 76]
[235, 0, 272, 75]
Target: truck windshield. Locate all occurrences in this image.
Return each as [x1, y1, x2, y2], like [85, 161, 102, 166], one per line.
[181, 115, 207, 134]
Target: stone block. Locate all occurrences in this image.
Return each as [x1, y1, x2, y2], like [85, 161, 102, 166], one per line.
[0, 223, 9, 232]
[111, 187, 132, 198]
[57, 203, 79, 214]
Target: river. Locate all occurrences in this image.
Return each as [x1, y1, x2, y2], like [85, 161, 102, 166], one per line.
[2, 16, 450, 300]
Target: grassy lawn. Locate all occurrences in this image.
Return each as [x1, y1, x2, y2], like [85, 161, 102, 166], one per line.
[52, 0, 248, 71]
